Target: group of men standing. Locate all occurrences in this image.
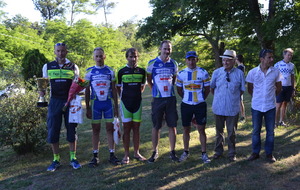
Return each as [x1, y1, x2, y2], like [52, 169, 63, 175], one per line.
[40, 40, 295, 172]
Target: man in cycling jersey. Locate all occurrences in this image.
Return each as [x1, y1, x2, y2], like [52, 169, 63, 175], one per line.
[85, 47, 120, 166]
[116, 48, 147, 164]
[147, 40, 179, 163]
[40, 43, 81, 172]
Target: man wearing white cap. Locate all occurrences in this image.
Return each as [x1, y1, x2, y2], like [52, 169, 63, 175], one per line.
[210, 49, 245, 162]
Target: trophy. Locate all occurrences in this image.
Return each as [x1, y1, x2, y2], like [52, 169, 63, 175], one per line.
[37, 78, 49, 107]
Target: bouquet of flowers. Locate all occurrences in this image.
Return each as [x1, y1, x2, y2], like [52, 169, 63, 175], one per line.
[62, 77, 88, 112]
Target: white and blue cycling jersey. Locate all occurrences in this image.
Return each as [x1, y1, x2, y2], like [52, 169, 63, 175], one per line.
[274, 60, 294, 87]
[85, 65, 115, 101]
[146, 57, 178, 98]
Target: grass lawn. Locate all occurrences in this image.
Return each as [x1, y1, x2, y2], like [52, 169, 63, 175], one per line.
[0, 87, 300, 190]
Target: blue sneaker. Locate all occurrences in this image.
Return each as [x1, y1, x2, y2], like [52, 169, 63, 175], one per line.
[47, 160, 60, 172]
[70, 159, 81, 169]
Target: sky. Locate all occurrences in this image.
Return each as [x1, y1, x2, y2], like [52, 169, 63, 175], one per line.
[2, 0, 153, 27]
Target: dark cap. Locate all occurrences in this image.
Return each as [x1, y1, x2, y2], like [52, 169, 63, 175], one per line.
[186, 51, 198, 59]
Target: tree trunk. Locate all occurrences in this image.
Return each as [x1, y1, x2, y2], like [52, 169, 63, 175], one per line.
[247, 0, 275, 49]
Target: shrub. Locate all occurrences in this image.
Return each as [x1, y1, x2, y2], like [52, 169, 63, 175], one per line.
[0, 88, 47, 154]
[21, 49, 48, 80]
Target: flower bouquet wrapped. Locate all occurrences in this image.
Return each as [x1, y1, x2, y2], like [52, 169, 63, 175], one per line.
[62, 77, 88, 112]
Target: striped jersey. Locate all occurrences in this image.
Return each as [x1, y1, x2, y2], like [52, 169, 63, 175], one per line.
[147, 57, 178, 98]
[176, 66, 210, 105]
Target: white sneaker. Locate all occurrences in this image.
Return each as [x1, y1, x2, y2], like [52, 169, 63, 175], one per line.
[179, 152, 189, 162]
[202, 153, 211, 163]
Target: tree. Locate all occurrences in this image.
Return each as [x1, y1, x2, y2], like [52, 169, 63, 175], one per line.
[3, 14, 31, 30]
[137, 0, 247, 68]
[95, 0, 117, 27]
[21, 49, 48, 80]
[68, 0, 96, 26]
[118, 20, 158, 69]
[244, 0, 300, 50]
[32, 0, 65, 21]
[0, 0, 6, 22]
[137, 0, 300, 68]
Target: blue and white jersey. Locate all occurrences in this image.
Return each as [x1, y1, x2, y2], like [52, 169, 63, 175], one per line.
[85, 65, 115, 101]
[274, 60, 294, 86]
[177, 66, 210, 105]
[147, 57, 178, 98]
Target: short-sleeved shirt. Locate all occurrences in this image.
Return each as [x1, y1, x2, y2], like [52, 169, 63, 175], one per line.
[42, 58, 79, 78]
[85, 65, 115, 101]
[210, 67, 245, 116]
[246, 65, 281, 112]
[42, 59, 79, 99]
[176, 66, 210, 105]
[117, 65, 146, 101]
[274, 60, 294, 86]
[147, 57, 178, 98]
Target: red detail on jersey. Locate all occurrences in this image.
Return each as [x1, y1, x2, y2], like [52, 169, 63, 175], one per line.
[160, 78, 169, 80]
[164, 86, 168, 92]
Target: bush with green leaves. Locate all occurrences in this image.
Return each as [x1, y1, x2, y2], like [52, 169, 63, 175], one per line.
[21, 49, 48, 80]
[0, 89, 48, 154]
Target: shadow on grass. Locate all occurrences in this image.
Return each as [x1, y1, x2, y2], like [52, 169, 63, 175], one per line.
[1, 121, 299, 190]
[1, 88, 300, 189]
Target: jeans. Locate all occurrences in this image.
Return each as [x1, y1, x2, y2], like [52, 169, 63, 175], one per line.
[251, 108, 275, 155]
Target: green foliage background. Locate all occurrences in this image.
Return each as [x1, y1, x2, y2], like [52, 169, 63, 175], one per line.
[22, 49, 49, 80]
[0, 0, 300, 154]
[0, 89, 47, 154]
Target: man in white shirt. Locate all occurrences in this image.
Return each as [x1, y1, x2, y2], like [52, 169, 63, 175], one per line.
[274, 48, 295, 127]
[246, 49, 281, 163]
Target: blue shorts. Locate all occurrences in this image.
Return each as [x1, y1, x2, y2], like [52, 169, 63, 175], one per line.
[276, 86, 293, 103]
[47, 97, 77, 144]
[151, 96, 178, 129]
[181, 102, 207, 126]
[91, 98, 114, 123]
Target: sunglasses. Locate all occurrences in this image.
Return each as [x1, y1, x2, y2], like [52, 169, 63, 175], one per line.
[54, 43, 67, 48]
[259, 49, 273, 58]
[55, 43, 66, 47]
[226, 72, 230, 82]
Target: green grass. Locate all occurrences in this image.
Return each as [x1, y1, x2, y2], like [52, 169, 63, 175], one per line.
[0, 87, 300, 190]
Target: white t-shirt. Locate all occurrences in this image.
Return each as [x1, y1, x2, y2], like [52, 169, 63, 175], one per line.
[274, 60, 294, 86]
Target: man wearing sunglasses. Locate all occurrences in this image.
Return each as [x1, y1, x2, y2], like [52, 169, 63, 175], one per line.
[40, 43, 81, 171]
[210, 49, 245, 162]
